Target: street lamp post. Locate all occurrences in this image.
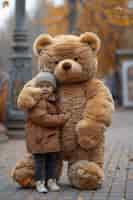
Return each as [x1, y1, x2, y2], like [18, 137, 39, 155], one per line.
[68, 0, 83, 33]
[7, 0, 32, 128]
[68, 0, 77, 33]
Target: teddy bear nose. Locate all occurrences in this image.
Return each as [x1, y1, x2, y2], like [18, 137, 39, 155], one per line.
[62, 62, 71, 71]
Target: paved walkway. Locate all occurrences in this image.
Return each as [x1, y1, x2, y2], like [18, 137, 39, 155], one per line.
[0, 109, 133, 200]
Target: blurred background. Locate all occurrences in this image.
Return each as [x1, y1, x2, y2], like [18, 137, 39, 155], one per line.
[0, 2, 133, 199]
[0, 0, 133, 136]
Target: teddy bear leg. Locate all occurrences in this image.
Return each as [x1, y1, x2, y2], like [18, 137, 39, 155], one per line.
[11, 154, 36, 188]
[68, 160, 104, 190]
[68, 145, 104, 190]
[11, 154, 63, 187]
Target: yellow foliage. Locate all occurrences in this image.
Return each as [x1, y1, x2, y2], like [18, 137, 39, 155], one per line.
[44, 2, 69, 36]
[104, 7, 133, 26]
[77, 0, 132, 77]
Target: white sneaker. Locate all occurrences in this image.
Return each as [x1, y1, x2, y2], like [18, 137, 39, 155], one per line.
[36, 181, 48, 193]
[47, 179, 60, 191]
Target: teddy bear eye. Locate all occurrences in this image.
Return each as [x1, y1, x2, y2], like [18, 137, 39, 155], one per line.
[55, 60, 59, 65]
[74, 57, 78, 61]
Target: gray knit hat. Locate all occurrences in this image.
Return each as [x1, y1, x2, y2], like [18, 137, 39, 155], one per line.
[35, 72, 57, 89]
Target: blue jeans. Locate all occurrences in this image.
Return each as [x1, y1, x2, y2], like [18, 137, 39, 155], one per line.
[33, 153, 57, 181]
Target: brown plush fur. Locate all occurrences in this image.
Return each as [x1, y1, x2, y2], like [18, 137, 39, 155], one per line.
[11, 32, 114, 190]
[11, 154, 35, 188]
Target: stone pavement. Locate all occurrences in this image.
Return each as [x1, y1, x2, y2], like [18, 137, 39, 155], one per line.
[0, 109, 133, 200]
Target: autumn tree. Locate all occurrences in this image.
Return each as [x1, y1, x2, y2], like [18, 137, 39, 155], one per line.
[77, 0, 133, 77]
[39, 0, 78, 35]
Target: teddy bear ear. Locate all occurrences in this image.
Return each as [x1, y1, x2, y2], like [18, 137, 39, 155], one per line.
[80, 32, 101, 53]
[33, 34, 53, 56]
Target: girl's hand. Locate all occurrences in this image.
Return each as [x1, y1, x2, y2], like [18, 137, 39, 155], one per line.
[40, 89, 49, 99]
[30, 87, 42, 101]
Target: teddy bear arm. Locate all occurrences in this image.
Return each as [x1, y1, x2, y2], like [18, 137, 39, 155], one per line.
[77, 81, 114, 150]
[84, 82, 114, 126]
[17, 80, 41, 111]
[77, 118, 106, 150]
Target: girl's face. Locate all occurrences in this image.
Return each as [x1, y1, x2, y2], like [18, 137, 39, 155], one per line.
[37, 81, 54, 95]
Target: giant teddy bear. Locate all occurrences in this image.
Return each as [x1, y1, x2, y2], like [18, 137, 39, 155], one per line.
[11, 32, 114, 190]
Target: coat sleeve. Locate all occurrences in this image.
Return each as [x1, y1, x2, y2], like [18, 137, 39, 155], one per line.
[28, 101, 66, 128]
[17, 79, 42, 111]
[76, 79, 114, 150]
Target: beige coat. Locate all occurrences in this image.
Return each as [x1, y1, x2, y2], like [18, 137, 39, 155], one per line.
[26, 94, 65, 154]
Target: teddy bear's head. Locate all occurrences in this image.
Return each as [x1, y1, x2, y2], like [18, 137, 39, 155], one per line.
[33, 32, 101, 83]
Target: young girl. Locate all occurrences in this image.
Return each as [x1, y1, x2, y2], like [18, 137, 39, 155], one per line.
[24, 72, 68, 193]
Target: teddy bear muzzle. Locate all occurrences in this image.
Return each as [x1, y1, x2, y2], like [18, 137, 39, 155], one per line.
[62, 62, 72, 71]
[55, 59, 82, 83]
